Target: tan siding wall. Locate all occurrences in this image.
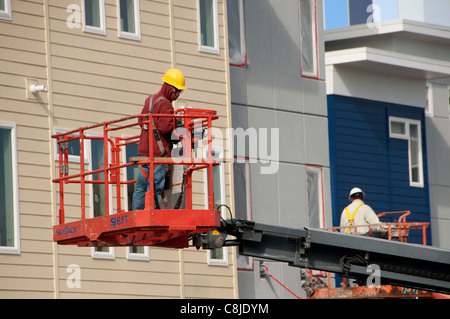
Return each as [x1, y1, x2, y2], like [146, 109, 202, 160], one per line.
[0, 0, 56, 298]
[172, 0, 236, 299]
[0, 0, 236, 298]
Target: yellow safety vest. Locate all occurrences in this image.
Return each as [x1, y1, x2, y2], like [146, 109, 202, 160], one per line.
[345, 204, 364, 234]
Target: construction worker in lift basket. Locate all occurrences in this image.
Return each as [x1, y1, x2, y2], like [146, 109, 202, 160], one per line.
[340, 187, 386, 236]
[132, 69, 187, 210]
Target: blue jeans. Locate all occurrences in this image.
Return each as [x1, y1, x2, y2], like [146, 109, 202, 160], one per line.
[132, 163, 167, 210]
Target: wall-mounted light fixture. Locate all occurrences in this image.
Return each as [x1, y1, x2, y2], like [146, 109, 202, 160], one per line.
[30, 84, 48, 93]
[26, 78, 48, 100]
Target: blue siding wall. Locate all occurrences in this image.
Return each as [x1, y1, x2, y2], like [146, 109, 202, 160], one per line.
[328, 95, 431, 244]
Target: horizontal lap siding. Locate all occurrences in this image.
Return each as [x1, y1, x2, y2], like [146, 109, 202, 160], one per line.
[1, 0, 235, 299]
[329, 95, 431, 244]
[48, 0, 236, 298]
[387, 106, 431, 244]
[0, 0, 55, 298]
[171, 1, 236, 299]
[331, 95, 390, 217]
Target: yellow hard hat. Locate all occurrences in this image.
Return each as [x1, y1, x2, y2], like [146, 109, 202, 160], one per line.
[162, 69, 187, 90]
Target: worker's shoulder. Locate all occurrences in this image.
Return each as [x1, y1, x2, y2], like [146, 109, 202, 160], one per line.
[344, 200, 369, 211]
[348, 200, 364, 206]
[149, 94, 171, 111]
[156, 98, 174, 112]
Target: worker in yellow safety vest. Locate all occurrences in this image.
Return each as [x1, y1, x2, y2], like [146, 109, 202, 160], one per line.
[340, 187, 385, 236]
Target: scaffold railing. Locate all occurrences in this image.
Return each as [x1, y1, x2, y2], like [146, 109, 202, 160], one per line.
[52, 108, 222, 248]
[323, 210, 429, 244]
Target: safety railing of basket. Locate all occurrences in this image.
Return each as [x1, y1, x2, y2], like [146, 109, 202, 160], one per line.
[52, 108, 219, 226]
[323, 211, 429, 245]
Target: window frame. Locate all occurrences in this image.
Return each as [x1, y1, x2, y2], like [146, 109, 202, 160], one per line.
[299, 0, 319, 79]
[122, 137, 150, 261]
[306, 165, 325, 228]
[227, 0, 247, 67]
[54, 128, 90, 164]
[204, 147, 228, 266]
[82, 0, 106, 35]
[0, 122, 20, 254]
[197, 0, 220, 54]
[87, 133, 115, 259]
[389, 116, 424, 188]
[0, 0, 12, 21]
[117, 0, 141, 41]
[127, 246, 150, 261]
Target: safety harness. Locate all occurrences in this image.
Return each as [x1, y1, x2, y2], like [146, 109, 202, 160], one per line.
[139, 95, 186, 209]
[344, 204, 364, 234]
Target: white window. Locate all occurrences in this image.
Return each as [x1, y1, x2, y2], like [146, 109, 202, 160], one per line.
[299, 0, 318, 78]
[233, 157, 253, 271]
[0, 0, 12, 20]
[0, 122, 20, 254]
[117, 0, 141, 41]
[389, 117, 424, 188]
[83, 0, 106, 35]
[127, 245, 150, 261]
[205, 148, 228, 266]
[198, 0, 219, 54]
[227, 0, 247, 66]
[306, 165, 325, 228]
[54, 129, 89, 164]
[89, 135, 115, 259]
[123, 139, 150, 260]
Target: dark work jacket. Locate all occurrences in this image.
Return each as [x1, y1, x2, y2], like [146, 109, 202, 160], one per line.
[137, 83, 175, 157]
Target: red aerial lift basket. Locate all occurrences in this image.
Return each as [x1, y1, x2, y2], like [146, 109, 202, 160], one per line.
[52, 108, 222, 248]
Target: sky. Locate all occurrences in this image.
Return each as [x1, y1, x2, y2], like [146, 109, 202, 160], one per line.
[323, 0, 400, 30]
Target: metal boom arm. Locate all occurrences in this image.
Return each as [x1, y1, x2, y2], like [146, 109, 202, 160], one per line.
[195, 219, 450, 294]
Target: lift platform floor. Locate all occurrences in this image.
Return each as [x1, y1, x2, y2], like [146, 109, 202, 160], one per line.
[53, 209, 221, 248]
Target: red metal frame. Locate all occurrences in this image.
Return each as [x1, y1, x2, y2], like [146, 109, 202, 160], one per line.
[52, 108, 221, 248]
[324, 210, 430, 245]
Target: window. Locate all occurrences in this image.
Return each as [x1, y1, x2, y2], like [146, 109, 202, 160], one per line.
[118, 0, 141, 40]
[299, 0, 318, 78]
[123, 140, 150, 260]
[124, 140, 138, 212]
[0, 0, 11, 20]
[83, 0, 106, 35]
[54, 129, 89, 164]
[198, 0, 219, 54]
[89, 136, 115, 258]
[348, 0, 372, 25]
[127, 245, 149, 260]
[306, 165, 324, 228]
[233, 158, 253, 271]
[0, 122, 20, 254]
[389, 117, 424, 187]
[227, 0, 247, 66]
[205, 148, 228, 266]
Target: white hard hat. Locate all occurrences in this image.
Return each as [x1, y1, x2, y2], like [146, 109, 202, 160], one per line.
[348, 187, 365, 200]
